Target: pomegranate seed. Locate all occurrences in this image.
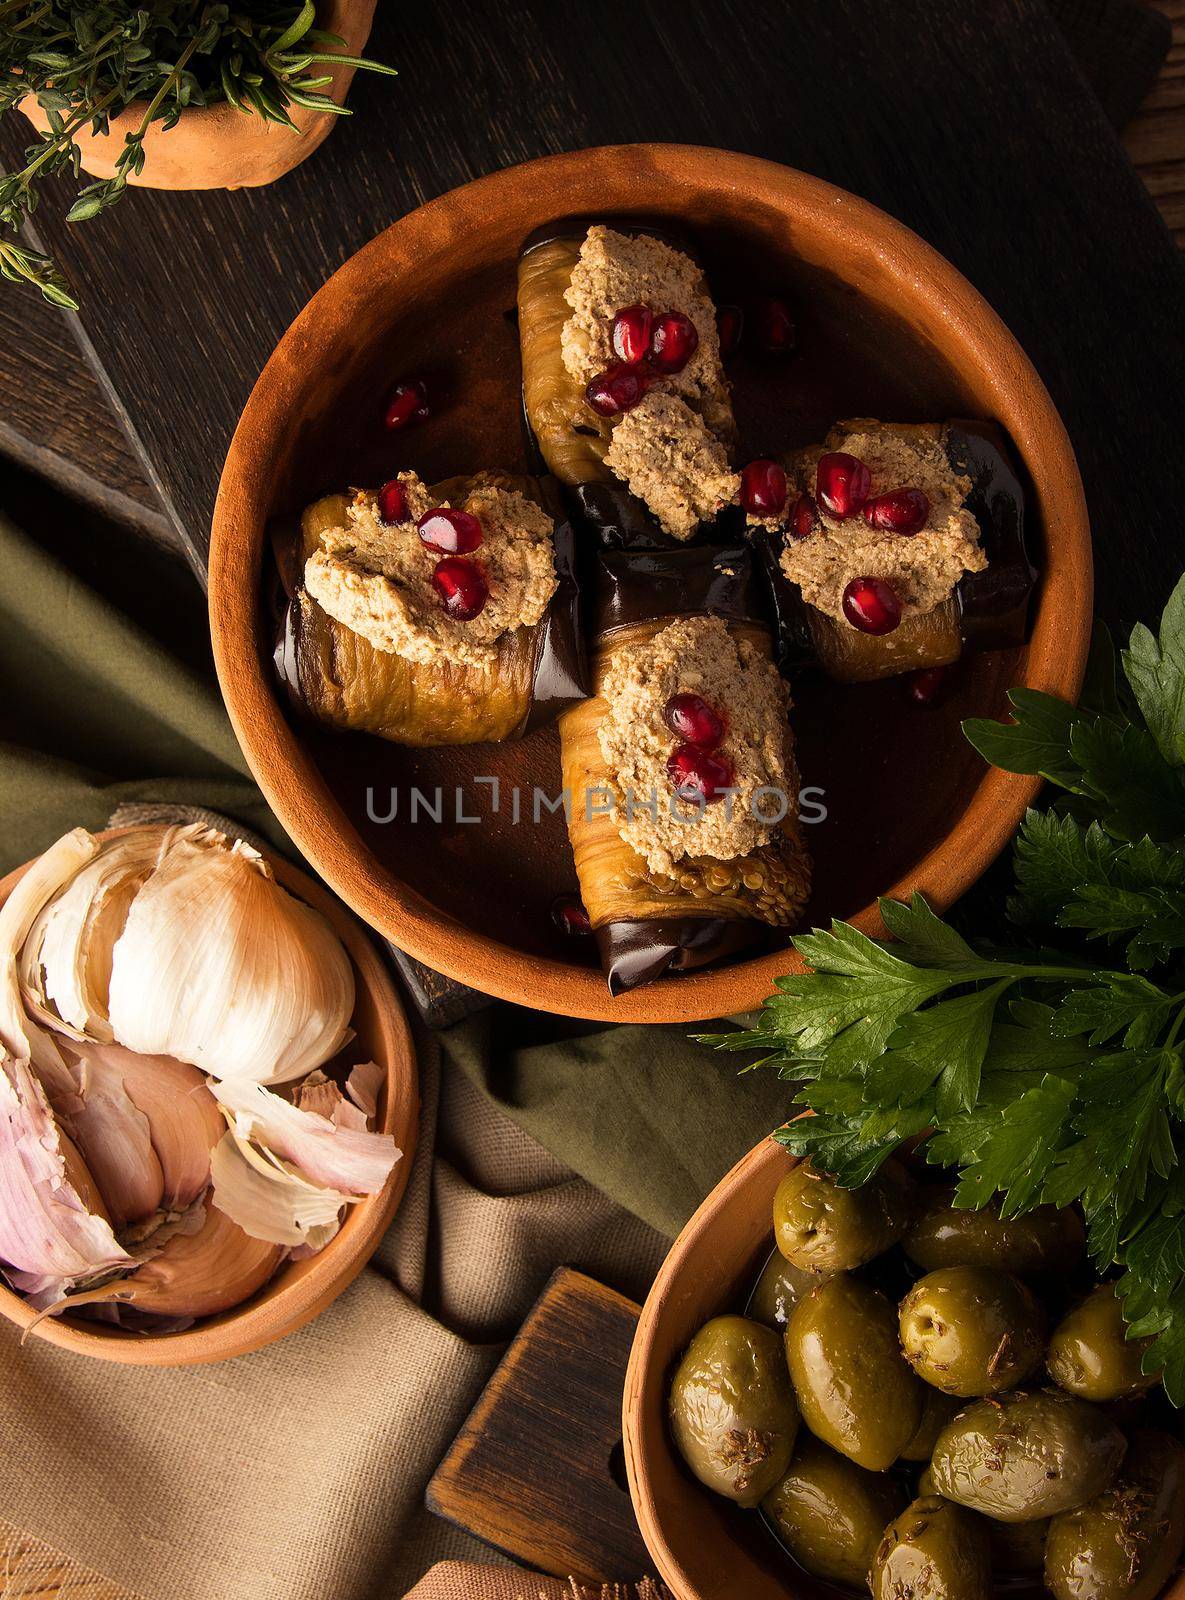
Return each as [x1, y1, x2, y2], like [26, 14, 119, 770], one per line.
[432, 556, 488, 621]
[611, 303, 653, 365]
[551, 895, 591, 936]
[864, 487, 930, 535]
[906, 666, 948, 706]
[417, 507, 483, 554]
[842, 576, 901, 635]
[585, 364, 649, 417]
[666, 744, 735, 803]
[816, 452, 872, 518]
[649, 311, 699, 374]
[789, 493, 818, 539]
[377, 478, 408, 525]
[754, 297, 796, 356]
[739, 459, 788, 518]
[383, 379, 428, 431]
[716, 303, 744, 359]
[663, 692, 725, 750]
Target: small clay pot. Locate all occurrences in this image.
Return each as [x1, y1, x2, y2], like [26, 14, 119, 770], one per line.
[0, 827, 418, 1366]
[18, 0, 377, 191]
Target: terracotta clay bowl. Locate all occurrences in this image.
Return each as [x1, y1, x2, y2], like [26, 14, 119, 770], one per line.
[621, 1138, 1185, 1600]
[19, 0, 377, 191]
[210, 143, 1093, 1024]
[0, 829, 418, 1366]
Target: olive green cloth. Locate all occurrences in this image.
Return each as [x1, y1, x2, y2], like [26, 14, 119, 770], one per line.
[0, 507, 789, 1597]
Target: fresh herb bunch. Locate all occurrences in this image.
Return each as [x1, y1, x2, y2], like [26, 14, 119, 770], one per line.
[708, 575, 1185, 1403]
[0, 1, 395, 309]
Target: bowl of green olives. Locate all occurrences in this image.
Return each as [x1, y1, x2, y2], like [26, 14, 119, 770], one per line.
[622, 1138, 1185, 1600]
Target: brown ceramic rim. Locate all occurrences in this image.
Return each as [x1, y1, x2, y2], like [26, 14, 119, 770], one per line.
[622, 1137, 794, 1600]
[0, 828, 419, 1367]
[209, 143, 1093, 1025]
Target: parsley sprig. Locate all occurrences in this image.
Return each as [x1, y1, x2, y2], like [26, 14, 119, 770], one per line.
[0, 2, 396, 309]
[708, 575, 1185, 1404]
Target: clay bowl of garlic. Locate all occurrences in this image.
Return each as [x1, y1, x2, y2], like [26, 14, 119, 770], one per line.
[210, 143, 1092, 1024]
[0, 824, 417, 1365]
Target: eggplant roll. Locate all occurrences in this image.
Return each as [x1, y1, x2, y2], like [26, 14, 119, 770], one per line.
[517, 221, 738, 548]
[753, 420, 1035, 683]
[274, 472, 585, 747]
[559, 544, 811, 995]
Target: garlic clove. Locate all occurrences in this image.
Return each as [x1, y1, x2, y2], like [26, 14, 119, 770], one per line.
[51, 1197, 284, 1321]
[106, 827, 355, 1083]
[65, 1048, 164, 1230]
[209, 1132, 353, 1248]
[0, 1051, 131, 1289]
[0, 828, 99, 1098]
[67, 1042, 223, 1215]
[20, 831, 166, 1044]
[213, 1075, 398, 1196]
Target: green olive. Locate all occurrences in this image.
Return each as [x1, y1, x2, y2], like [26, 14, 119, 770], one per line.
[773, 1157, 913, 1274]
[989, 1514, 1050, 1575]
[762, 1434, 907, 1588]
[917, 1463, 937, 1496]
[870, 1495, 992, 1600]
[899, 1265, 1047, 1396]
[1045, 1430, 1185, 1600]
[901, 1387, 963, 1460]
[1047, 1284, 1159, 1402]
[668, 1315, 799, 1506]
[747, 1248, 824, 1330]
[903, 1188, 1084, 1275]
[785, 1275, 923, 1470]
[930, 1388, 1126, 1521]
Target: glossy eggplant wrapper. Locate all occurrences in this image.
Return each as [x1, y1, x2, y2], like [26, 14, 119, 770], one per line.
[755, 420, 1036, 682]
[559, 543, 812, 994]
[272, 474, 585, 747]
[517, 220, 737, 549]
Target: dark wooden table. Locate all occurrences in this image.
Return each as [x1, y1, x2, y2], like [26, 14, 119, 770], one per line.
[1, 2, 1185, 1596]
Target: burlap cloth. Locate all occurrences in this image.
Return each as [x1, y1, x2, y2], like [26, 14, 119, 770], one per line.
[0, 508, 792, 1598]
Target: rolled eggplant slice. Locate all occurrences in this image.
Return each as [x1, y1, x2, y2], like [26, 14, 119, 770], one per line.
[559, 545, 811, 995]
[273, 475, 585, 747]
[755, 420, 1035, 683]
[517, 221, 738, 548]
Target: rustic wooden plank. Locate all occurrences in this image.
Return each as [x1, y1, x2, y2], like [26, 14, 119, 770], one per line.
[1127, 3, 1185, 244]
[426, 1269, 648, 1584]
[1, 0, 1182, 651]
[0, 284, 172, 549]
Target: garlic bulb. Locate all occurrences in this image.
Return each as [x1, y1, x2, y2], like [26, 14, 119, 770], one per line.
[17, 826, 355, 1085]
[105, 829, 354, 1082]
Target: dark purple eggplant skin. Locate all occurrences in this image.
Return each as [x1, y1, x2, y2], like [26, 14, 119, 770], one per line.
[599, 917, 774, 996]
[753, 419, 1036, 676]
[948, 419, 1038, 650]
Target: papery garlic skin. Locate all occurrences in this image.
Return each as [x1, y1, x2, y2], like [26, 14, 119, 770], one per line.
[0, 829, 99, 1098]
[20, 832, 166, 1045]
[210, 1134, 353, 1248]
[105, 828, 354, 1084]
[214, 1076, 398, 1196]
[0, 1052, 131, 1291]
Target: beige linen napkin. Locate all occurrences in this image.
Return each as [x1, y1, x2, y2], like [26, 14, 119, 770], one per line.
[405, 1565, 671, 1600]
[0, 1039, 668, 1599]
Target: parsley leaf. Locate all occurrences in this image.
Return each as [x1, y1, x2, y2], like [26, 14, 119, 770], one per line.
[711, 569, 1185, 1404]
